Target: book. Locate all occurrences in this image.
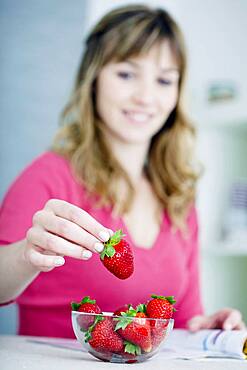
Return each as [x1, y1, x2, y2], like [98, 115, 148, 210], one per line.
[163, 329, 247, 360]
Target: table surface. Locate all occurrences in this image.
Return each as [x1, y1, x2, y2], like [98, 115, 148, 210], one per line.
[0, 335, 246, 370]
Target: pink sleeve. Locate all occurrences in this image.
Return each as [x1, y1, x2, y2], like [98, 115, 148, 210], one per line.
[174, 206, 204, 328]
[0, 153, 60, 245]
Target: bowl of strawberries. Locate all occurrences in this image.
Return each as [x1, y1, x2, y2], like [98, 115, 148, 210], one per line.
[71, 294, 175, 363]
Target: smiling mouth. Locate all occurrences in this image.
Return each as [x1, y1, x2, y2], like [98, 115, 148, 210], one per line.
[123, 110, 153, 124]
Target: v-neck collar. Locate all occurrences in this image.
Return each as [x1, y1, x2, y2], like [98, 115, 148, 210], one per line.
[116, 209, 166, 251]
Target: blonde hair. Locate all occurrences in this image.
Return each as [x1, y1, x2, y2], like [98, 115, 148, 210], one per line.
[52, 4, 202, 232]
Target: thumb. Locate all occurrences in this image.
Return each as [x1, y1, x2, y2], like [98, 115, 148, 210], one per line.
[221, 309, 243, 330]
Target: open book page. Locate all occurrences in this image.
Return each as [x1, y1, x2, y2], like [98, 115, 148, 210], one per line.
[162, 329, 247, 360]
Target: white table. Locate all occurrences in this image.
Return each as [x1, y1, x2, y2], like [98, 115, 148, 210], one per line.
[0, 335, 246, 370]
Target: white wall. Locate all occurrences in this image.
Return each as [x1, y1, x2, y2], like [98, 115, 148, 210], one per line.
[0, 0, 88, 200]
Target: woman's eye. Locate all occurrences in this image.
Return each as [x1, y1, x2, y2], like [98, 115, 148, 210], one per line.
[117, 71, 134, 80]
[157, 78, 173, 86]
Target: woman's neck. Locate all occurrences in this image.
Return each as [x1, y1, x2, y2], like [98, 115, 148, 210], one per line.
[110, 138, 149, 186]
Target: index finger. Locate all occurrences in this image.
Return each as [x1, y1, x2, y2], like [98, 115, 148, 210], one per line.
[44, 199, 113, 242]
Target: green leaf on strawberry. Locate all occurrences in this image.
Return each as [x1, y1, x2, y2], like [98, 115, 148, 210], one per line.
[136, 303, 147, 313]
[107, 230, 125, 246]
[100, 244, 115, 259]
[114, 306, 138, 331]
[150, 294, 176, 305]
[100, 230, 126, 260]
[124, 341, 141, 355]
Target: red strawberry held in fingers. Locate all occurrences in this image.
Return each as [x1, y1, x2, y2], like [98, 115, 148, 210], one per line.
[146, 294, 176, 320]
[114, 306, 152, 353]
[86, 316, 124, 354]
[100, 230, 134, 279]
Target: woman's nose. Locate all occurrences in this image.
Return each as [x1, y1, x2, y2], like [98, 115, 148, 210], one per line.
[132, 80, 155, 106]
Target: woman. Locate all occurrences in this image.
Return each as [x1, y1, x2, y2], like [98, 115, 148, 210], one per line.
[0, 4, 244, 338]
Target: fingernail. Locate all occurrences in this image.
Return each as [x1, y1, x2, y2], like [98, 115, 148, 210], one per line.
[108, 229, 114, 237]
[54, 257, 65, 266]
[99, 230, 110, 242]
[94, 242, 104, 253]
[82, 250, 93, 259]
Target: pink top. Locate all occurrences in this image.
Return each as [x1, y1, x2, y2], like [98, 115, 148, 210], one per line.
[0, 152, 203, 338]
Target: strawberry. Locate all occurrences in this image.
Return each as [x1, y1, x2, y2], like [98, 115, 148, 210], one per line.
[86, 316, 124, 354]
[114, 303, 145, 317]
[71, 296, 102, 331]
[114, 307, 152, 353]
[113, 304, 131, 317]
[71, 295, 102, 314]
[150, 320, 170, 349]
[100, 230, 134, 279]
[146, 294, 176, 348]
[146, 294, 176, 320]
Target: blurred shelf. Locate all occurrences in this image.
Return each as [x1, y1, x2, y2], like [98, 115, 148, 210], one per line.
[187, 92, 247, 132]
[189, 107, 247, 131]
[202, 244, 247, 257]
[194, 118, 247, 132]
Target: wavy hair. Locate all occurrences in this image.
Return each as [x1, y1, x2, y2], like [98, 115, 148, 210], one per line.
[52, 4, 202, 232]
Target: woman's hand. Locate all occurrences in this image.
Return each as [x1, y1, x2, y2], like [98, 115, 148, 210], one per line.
[24, 199, 113, 272]
[188, 308, 246, 331]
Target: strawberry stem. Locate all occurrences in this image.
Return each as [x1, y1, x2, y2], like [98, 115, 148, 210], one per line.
[71, 295, 96, 311]
[150, 294, 176, 305]
[100, 229, 125, 260]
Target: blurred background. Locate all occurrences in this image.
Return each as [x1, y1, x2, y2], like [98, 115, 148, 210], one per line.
[0, 0, 247, 333]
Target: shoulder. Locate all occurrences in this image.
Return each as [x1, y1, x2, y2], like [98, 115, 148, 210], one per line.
[0, 152, 89, 244]
[2, 151, 79, 202]
[21, 151, 71, 175]
[13, 151, 75, 186]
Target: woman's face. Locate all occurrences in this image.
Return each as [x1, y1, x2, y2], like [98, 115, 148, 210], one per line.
[96, 40, 180, 145]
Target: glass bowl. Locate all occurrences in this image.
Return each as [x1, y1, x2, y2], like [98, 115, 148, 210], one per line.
[71, 311, 174, 363]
